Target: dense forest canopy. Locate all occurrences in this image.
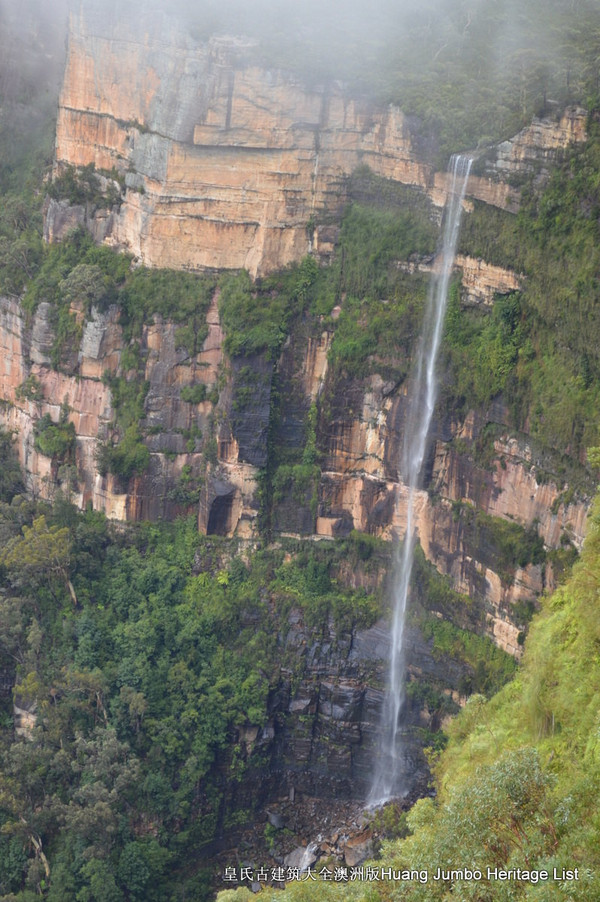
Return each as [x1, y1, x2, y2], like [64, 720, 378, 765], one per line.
[181, 0, 600, 159]
[1, 0, 600, 900]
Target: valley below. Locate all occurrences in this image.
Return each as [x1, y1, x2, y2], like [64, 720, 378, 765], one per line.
[1, 1, 600, 900]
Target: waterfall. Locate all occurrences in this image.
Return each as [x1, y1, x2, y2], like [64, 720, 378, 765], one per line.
[369, 154, 473, 806]
[298, 841, 319, 872]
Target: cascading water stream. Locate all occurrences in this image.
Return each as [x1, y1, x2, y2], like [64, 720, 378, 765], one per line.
[369, 153, 473, 806]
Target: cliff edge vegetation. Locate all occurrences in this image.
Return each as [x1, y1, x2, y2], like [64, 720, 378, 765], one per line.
[2, 2, 600, 899]
[0, 458, 385, 900]
[180, 0, 600, 161]
[218, 483, 600, 900]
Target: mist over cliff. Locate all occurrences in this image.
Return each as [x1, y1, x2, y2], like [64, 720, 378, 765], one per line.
[1, 1, 600, 900]
[3, 0, 598, 167]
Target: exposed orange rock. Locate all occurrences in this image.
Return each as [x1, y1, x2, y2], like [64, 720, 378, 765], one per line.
[455, 255, 522, 305]
[430, 170, 518, 213]
[0, 250, 589, 656]
[493, 107, 587, 173]
[431, 107, 587, 213]
[9, 7, 593, 657]
[54, 10, 587, 279]
[55, 9, 431, 277]
[0, 291, 261, 533]
[311, 369, 589, 655]
[399, 255, 522, 306]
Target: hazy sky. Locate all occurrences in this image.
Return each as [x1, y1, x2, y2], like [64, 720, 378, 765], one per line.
[2, 0, 599, 161]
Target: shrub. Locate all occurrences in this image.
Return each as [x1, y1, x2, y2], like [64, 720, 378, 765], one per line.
[15, 375, 43, 402]
[180, 384, 207, 404]
[219, 257, 319, 359]
[97, 425, 150, 481]
[48, 163, 122, 209]
[0, 428, 24, 501]
[34, 412, 76, 462]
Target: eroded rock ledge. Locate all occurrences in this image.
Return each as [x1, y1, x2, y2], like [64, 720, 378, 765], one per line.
[52, 3, 586, 277]
[3, 2, 591, 664]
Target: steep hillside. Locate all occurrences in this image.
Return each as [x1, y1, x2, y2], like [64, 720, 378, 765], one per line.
[217, 491, 600, 900]
[1, 1, 600, 899]
[2, 3, 594, 657]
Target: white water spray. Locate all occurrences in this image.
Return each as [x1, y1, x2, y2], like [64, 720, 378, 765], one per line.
[298, 841, 319, 872]
[369, 154, 473, 806]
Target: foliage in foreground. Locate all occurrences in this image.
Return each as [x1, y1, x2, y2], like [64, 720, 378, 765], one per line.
[218, 495, 600, 901]
[451, 113, 600, 460]
[0, 474, 384, 900]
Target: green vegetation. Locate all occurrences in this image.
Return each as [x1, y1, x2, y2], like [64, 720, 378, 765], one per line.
[270, 544, 380, 634]
[410, 545, 518, 698]
[218, 257, 319, 359]
[47, 162, 122, 209]
[97, 424, 150, 481]
[5, 219, 217, 474]
[377, 496, 600, 902]
[19, 226, 215, 356]
[217, 493, 600, 902]
[329, 287, 423, 382]
[181, 384, 208, 404]
[4, 6, 600, 900]
[452, 118, 600, 459]
[0, 486, 392, 899]
[453, 504, 546, 585]
[0, 429, 25, 502]
[185, 0, 600, 163]
[264, 384, 322, 536]
[97, 374, 151, 480]
[103, 373, 149, 432]
[251, 177, 437, 534]
[167, 463, 204, 506]
[306, 178, 437, 393]
[419, 617, 518, 697]
[119, 267, 215, 348]
[411, 543, 482, 631]
[33, 407, 76, 463]
[334, 196, 436, 301]
[272, 463, 319, 511]
[22, 228, 128, 317]
[15, 230, 125, 370]
[443, 285, 526, 412]
[15, 376, 44, 403]
[0, 13, 57, 300]
[316, 181, 436, 380]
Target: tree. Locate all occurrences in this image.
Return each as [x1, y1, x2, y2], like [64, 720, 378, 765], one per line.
[0, 515, 71, 596]
[59, 263, 113, 314]
[0, 430, 24, 502]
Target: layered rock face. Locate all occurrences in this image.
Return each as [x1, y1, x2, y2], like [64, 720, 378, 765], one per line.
[3, 0, 585, 656]
[1, 0, 593, 815]
[53, 5, 587, 278]
[31, 2, 590, 625]
[54, 5, 427, 278]
[276, 320, 588, 658]
[0, 292, 259, 533]
[261, 611, 455, 801]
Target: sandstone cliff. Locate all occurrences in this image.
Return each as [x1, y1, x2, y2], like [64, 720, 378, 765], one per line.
[2, 3, 599, 886]
[52, 5, 586, 278]
[275, 318, 588, 658]
[2, 2, 591, 666]
[53, 6, 426, 277]
[4, 278, 586, 661]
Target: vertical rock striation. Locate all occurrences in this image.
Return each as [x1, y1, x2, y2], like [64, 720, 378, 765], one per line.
[2, 0, 592, 665]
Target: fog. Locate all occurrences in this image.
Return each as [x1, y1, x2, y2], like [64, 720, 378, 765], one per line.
[2, 0, 600, 164]
[0, 0, 68, 99]
[2, 0, 599, 100]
